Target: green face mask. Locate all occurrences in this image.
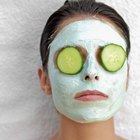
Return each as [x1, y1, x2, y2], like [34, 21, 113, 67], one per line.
[48, 19, 128, 123]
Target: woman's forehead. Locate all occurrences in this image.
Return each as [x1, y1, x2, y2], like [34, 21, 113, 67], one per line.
[50, 19, 126, 52]
[57, 15, 124, 38]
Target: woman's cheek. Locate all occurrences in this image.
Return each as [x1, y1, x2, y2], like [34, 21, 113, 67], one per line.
[52, 73, 79, 94]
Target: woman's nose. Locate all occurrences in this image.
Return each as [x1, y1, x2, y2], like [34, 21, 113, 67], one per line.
[82, 55, 99, 82]
[83, 73, 99, 81]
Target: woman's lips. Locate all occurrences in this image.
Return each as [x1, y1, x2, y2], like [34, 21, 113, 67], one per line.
[74, 90, 108, 102]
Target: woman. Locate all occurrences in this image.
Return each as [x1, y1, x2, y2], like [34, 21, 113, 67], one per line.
[38, 0, 130, 140]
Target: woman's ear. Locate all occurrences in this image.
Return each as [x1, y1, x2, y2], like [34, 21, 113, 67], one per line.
[38, 67, 52, 95]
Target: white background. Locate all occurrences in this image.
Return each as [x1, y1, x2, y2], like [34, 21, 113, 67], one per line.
[0, 0, 140, 140]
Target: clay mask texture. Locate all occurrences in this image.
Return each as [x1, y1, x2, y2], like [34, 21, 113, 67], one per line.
[48, 19, 128, 123]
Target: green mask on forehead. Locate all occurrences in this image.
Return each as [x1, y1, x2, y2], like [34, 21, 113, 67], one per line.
[48, 19, 128, 123]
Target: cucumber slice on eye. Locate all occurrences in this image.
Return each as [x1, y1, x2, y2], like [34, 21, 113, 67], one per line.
[100, 44, 126, 72]
[56, 46, 83, 75]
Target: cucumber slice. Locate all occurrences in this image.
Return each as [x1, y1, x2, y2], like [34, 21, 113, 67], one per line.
[100, 44, 126, 72]
[56, 46, 83, 75]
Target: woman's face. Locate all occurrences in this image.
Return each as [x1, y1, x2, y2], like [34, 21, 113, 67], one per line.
[47, 19, 128, 123]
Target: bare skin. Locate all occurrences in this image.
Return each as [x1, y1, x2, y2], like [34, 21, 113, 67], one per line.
[50, 115, 125, 140]
[38, 16, 129, 140]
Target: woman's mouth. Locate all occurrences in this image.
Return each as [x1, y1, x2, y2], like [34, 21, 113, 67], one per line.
[74, 90, 108, 102]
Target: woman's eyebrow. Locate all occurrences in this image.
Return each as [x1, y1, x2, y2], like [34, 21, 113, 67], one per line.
[100, 43, 122, 47]
[55, 44, 82, 51]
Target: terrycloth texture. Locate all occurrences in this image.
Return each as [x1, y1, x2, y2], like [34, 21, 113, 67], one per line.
[0, 0, 139, 140]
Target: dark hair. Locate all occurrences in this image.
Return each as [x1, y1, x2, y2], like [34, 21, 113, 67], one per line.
[40, 0, 130, 72]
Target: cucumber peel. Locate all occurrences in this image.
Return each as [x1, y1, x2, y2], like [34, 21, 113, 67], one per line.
[100, 44, 126, 72]
[56, 46, 83, 75]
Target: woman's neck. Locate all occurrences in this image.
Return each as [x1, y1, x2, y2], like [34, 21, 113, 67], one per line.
[54, 115, 117, 140]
